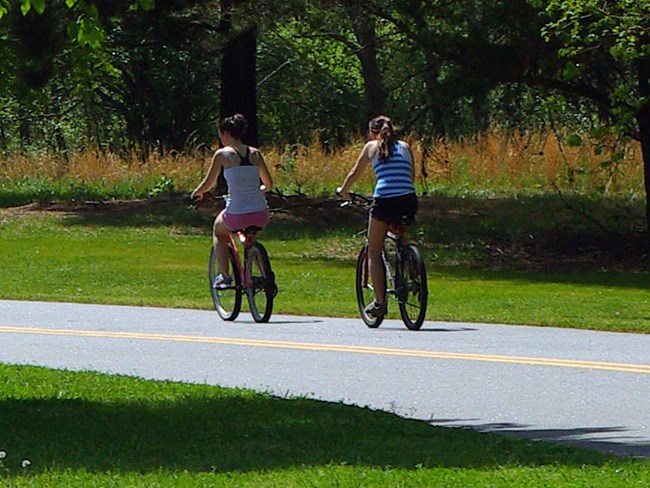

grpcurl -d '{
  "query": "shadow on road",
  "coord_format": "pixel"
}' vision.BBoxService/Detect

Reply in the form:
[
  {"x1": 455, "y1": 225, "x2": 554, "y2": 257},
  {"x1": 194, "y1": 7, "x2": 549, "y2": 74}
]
[
  {"x1": 372, "y1": 325, "x2": 479, "y2": 333},
  {"x1": 431, "y1": 419, "x2": 648, "y2": 458}
]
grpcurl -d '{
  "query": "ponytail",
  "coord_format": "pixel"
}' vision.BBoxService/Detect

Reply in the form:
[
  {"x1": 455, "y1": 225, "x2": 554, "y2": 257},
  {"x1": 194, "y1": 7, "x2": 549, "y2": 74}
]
[{"x1": 369, "y1": 115, "x2": 398, "y2": 162}]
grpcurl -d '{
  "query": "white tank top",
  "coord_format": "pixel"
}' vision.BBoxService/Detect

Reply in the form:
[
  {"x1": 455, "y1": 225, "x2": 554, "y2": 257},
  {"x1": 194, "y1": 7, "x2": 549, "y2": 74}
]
[{"x1": 223, "y1": 159, "x2": 267, "y2": 214}]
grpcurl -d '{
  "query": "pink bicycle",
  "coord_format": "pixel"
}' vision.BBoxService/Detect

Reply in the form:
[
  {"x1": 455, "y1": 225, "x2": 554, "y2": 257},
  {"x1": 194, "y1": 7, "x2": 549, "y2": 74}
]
[{"x1": 209, "y1": 224, "x2": 276, "y2": 322}]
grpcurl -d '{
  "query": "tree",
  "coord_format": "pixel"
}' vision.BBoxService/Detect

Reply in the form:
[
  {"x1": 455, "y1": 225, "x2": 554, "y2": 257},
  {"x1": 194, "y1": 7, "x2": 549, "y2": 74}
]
[
  {"x1": 345, "y1": 3, "x2": 386, "y2": 122},
  {"x1": 108, "y1": 1, "x2": 222, "y2": 151},
  {"x1": 218, "y1": 0, "x2": 258, "y2": 146},
  {"x1": 361, "y1": 0, "x2": 548, "y2": 136},
  {"x1": 534, "y1": 0, "x2": 650, "y2": 231},
  {"x1": 2, "y1": 0, "x2": 282, "y2": 150}
]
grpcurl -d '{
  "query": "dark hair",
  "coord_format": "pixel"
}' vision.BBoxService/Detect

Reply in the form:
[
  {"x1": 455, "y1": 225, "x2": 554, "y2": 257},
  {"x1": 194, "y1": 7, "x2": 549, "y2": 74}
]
[
  {"x1": 219, "y1": 113, "x2": 247, "y2": 139},
  {"x1": 369, "y1": 115, "x2": 397, "y2": 162}
]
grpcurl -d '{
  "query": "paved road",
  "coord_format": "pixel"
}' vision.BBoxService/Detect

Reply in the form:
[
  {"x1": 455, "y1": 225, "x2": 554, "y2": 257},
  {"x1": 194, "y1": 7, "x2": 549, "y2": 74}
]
[{"x1": 1, "y1": 299, "x2": 649, "y2": 458}]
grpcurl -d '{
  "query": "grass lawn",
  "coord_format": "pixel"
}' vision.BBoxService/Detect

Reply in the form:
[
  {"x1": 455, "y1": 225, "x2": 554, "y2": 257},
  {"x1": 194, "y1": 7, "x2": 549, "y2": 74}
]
[
  {"x1": 0, "y1": 364, "x2": 648, "y2": 487},
  {"x1": 0, "y1": 194, "x2": 649, "y2": 333}
]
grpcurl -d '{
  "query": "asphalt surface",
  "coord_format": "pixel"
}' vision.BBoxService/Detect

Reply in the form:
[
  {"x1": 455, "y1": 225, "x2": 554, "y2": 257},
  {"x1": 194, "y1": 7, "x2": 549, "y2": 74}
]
[{"x1": 1, "y1": 299, "x2": 649, "y2": 458}]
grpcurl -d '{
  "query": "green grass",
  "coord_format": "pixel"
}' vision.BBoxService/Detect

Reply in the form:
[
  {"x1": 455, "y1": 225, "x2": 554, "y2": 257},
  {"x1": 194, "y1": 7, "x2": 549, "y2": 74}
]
[
  {"x1": 0, "y1": 175, "x2": 181, "y2": 208},
  {"x1": 1, "y1": 364, "x2": 648, "y2": 487},
  {"x1": 2, "y1": 194, "x2": 650, "y2": 485},
  {"x1": 1, "y1": 195, "x2": 649, "y2": 332}
]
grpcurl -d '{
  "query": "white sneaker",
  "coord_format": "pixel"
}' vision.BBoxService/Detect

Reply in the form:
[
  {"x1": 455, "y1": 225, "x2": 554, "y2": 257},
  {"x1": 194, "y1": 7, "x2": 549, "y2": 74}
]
[
  {"x1": 213, "y1": 274, "x2": 233, "y2": 289},
  {"x1": 364, "y1": 300, "x2": 386, "y2": 317}
]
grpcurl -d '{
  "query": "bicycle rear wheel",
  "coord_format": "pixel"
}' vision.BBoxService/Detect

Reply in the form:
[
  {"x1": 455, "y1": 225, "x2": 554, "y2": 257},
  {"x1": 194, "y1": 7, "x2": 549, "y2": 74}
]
[
  {"x1": 355, "y1": 246, "x2": 385, "y2": 328},
  {"x1": 209, "y1": 244, "x2": 242, "y2": 321},
  {"x1": 397, "y1": 244, "x2": 428, "y2": 330},
  {"x1": 246, "y1": 243, "x2": 275, "y2": 323}
]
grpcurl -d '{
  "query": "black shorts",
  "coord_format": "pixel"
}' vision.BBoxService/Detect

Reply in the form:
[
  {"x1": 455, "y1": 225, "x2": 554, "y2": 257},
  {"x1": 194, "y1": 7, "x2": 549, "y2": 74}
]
[{"x1": 370, "y1": 192, "x2": 418, "y2": 225}]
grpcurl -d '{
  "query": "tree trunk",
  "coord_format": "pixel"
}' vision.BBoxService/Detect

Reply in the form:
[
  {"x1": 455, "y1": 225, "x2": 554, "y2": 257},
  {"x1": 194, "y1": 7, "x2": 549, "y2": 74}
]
[
  {"x1": 424, "y1": 52, "x2": 446, "y2": 137},
  {"x1": 344, "y1": 3, "x2": 386, "y2": 129},
  {"x1": 216, "y1": 1, "x2": 258, "y2": 194},
  {"x1": 636, "y1": 56, "x2": 650, "y2": 237},
  {"x1": 220, "y1": 24, "x2": 258, "y2": 147}
]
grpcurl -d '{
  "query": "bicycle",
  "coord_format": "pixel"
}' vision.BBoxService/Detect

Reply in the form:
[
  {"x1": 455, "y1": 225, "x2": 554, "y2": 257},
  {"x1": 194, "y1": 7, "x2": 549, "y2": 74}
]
[
  {"x1": 342, "y1": 192, "x2": 428, "y2": 330},
  {"x1": 196, "y1": 194, "x2": 277, "y2": 323}
]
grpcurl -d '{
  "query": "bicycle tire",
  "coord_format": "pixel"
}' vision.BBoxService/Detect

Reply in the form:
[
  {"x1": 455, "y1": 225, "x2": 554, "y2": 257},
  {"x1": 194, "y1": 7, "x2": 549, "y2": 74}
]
[
  {"x1": 245, "y1": 243, "x2": 275, "y2": 323},
  {"x1": 397, "y1": 244, "x2": 428, "y2": 330},
  {"x1": 355, "y1": 246, "x2": 386, "y2": 328},
  {"x1": 209, "y1": 244, "x2": 242, "y2": 321}
]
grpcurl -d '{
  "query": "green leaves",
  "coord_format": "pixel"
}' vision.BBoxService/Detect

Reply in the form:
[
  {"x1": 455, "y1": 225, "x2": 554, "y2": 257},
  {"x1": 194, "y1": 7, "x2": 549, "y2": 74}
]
[
  {"x1": 66, "y1": 4, "x2": 104, "y2": 48},
  {"x1": 566, "y1": 134, "x2": 582, "y2": 147},
  {"x1": 20, "y1": 0, "x2": 46, "y2": 15},
  {"x1": 541, "y1": 0, "x2": 649, "y2": 63},
  {"x1": 4, "y1": 0, "x2": 152, "y2": 50},
  {"x1": 129, "y1": 0, "x2": 155, "y2": 12},
  {"x1": 561, "y1": 61, "x2": 580, "y2": 80}
]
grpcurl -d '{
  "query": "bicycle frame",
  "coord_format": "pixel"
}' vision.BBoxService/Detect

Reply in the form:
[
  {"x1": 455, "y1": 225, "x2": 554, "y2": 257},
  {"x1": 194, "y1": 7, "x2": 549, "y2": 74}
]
[
  {"x1": 224, "y1": 228, "x2": 259, "y2": 289},
  {"x1": 381, "y1": 225, "x2": 408, "y2": 298},
  {"x1": 347, "y1": 193, "x2": 409, "y2": 296},
  {"x1": 346, "y1": 191, "x2": 427, "y2": 329}
]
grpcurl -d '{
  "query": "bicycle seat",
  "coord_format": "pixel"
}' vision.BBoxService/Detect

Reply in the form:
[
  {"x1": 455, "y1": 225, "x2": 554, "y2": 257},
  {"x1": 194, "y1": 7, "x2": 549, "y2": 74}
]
[
  {"x1": 386, "y1": 214, "x2": 413, "y2": 227},
  {"x1": 234, "y1": 225, "x2": 263, "y2": 234}
]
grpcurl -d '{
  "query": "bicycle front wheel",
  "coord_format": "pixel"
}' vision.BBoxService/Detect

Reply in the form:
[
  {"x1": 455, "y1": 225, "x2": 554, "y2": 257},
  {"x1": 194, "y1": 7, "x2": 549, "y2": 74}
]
[
  {"x1": 245, "y1": 243, "x2": 275, "y2": 323},
  {"x1": 397, "y1": 244, "x2": 428, "y2": 330},
  {"x1": 209, "y1": 244, "x2": 242, "y2": 321},
  {"x1": 355, "y1": 246, "x2": 385, "y2": 328}
]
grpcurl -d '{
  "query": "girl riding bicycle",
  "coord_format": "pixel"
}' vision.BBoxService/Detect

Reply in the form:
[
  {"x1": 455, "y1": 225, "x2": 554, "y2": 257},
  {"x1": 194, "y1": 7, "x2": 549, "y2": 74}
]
[
  {"x1": 337, "y1": 115, "x2": 418, "y2": 318},
  {"x1": 191, "y1": 114, "x2": 273, "y2": 288}
]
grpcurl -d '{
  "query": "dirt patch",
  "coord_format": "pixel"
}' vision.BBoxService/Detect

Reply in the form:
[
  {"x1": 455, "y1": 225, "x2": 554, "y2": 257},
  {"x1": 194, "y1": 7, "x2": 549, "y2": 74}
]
[{"x1": 1, "y1": 198, "x2": 179, "y2": 216}]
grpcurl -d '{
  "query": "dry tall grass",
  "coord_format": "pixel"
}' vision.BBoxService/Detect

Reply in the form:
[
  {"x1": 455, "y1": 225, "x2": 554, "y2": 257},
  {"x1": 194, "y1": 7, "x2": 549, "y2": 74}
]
[
  {"x1": 408, "y1": 130, "x2": 644, "y2": 196},
  {"x1": 1, "y1": 129, "x2": 644, "y2": 198},
  {"x1": 266, "y1": 129, "x2": 644, "y2": 197},
  {"x1": 0, "y1": 148, "x2": 205, "y2": 192}
]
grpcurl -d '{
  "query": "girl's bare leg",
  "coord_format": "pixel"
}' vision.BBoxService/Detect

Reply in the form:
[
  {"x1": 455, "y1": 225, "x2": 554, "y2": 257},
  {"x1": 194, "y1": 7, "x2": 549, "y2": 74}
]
[
  {"x1": 213, "y1": 211, "x2": 231, "y2": 276},
  {"x1": 367, "y1": 215, "x2": 388, "y2": 304}
]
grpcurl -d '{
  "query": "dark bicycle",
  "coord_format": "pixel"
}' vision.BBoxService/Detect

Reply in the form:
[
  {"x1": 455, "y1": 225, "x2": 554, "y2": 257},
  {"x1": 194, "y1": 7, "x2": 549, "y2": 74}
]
[{"x1": 343, "y1": 192, "x2": 428, "y2": 330}]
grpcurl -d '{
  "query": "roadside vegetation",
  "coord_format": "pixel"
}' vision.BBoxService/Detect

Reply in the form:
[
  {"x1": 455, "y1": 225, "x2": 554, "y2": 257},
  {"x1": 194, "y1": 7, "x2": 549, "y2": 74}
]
[{"x1": 1, "y1": 128, "x2": 645, "y2": 204}]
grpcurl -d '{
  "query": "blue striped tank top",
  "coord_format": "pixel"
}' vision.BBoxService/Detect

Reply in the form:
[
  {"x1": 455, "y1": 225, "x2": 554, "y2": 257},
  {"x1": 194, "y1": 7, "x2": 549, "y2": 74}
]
[{"x1": 371, "y1": 140, "x2": 415, "y2": 198}]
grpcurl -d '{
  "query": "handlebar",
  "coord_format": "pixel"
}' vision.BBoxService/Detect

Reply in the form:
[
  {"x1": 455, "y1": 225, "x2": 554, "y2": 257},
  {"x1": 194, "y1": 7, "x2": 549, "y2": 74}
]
[{"x1": 337, "y1": 191, "x2": 372, "y2": 209}]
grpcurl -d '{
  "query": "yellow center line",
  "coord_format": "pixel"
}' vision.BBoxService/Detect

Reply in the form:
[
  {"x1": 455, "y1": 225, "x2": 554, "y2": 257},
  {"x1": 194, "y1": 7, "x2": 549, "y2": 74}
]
[{"x1": 1, "y1": 325, "x2": 649, "y2": 374}]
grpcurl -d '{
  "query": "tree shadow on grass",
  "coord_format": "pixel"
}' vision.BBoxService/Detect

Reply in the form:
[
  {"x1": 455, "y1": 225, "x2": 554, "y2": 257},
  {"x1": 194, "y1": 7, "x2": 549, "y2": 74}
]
[
  {"x1": 430, "y1": 265, "x2": 650, "y2": 291},
  {"x1": 56, "y1": 194, "x2": 365, "y2": 241},
  {"x1": 18, "y1": 194, "x2": 650, "y2": 289},
  {"x1": 54, "y1": 193, "x2": 649, "y2": 269},
  {"x1": 0, "y1": 391, "x2": 615, "y2": 476}
]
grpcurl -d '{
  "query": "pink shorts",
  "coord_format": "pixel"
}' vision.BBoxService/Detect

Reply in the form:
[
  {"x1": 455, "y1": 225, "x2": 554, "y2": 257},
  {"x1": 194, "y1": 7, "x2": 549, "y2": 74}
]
[{"x1": 222, "y1": 209, "x2": 270, "y2": 232}]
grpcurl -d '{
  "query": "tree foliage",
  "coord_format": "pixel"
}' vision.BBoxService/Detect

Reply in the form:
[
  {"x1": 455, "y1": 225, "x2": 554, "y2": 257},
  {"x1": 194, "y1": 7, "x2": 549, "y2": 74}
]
[
  {"x1": 534, "y1": 0, "x2": 650, "y2": 228},
  {"x1": 0, "y1": 0, "x2": 647, "y2": 157}
]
